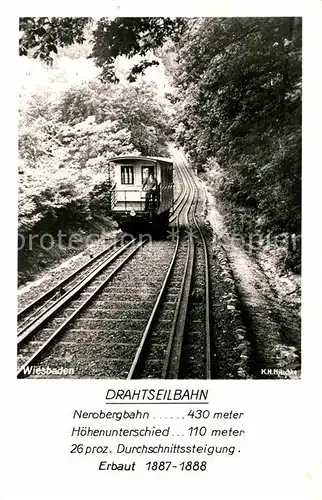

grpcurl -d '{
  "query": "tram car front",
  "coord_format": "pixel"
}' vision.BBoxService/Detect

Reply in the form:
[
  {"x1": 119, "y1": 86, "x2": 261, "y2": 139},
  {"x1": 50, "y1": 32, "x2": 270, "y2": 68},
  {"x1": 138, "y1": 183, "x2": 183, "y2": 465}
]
[{"x1": 108, "y1": 155, "x2": 174, "y2": 234}]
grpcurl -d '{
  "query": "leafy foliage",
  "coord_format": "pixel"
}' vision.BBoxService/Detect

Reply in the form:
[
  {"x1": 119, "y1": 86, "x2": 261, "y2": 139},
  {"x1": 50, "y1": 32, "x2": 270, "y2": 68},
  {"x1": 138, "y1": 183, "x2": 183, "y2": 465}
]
[
  {"x1": 19, "y1": 17, "x2": 186, "y2": 81},
  {"x1": 19, "y1": 75, "x2": 171, "y2": 237},
  {"x1": 164, "y1": 17, "x2": 302, "y2": 271},
  {"x1": 19, "y1": 17, "x2": 91, "y2": 63},
  {"x1": 19, "y1": 17, "x2": 302, "y2": 274},
  {"x1": 91, "y1": 17, "x2": 185, "y2": 81}
]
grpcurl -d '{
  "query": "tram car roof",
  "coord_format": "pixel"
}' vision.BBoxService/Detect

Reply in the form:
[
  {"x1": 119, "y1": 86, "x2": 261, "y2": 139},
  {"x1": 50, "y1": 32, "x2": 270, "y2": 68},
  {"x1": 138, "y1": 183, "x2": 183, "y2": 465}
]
[{"x1": 109, "y1": 155, "x2": 173, "y2": 165}]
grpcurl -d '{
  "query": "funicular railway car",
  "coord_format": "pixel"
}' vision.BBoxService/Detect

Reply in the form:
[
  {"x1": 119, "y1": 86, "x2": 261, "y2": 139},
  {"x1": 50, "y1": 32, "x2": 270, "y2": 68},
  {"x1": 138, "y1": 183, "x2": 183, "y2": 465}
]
[{"x1": 108, "y1": 155, "x2": 174, "y2": 233}]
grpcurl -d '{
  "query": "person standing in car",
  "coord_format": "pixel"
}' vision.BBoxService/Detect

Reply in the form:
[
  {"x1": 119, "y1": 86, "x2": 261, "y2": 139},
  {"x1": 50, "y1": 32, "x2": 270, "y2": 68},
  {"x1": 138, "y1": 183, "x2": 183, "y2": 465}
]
[{"x1": 143, "y1": 173, "x2": 159, "y2": 211}]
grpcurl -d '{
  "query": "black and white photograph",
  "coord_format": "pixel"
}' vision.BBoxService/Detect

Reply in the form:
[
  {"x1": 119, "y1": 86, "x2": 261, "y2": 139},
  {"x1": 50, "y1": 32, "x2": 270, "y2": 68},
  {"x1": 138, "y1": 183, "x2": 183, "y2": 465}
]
[{"x1": 17, "y1": 16, "x2": 302, "y2": 380}]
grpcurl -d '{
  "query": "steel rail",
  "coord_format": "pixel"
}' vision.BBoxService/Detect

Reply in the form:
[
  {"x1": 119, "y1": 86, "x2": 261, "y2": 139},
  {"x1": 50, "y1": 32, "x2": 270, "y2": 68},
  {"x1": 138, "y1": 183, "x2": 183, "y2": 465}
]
[
  {"x1": 126, "y1": 220, "x2": 181, "y2": 379},
  {"x1": 180, "y1": 157, "x2": 212, "y2": 379},
  {"x1": 17, "y1": 239, "x2": 148, "y2": 378},
  {"x1": 169, "y1": 164, "x2": 187, "y2": 222},
  {"x1": 17, "y1": 238, "x2": 137, "y2": 345},
  {"x1": 127, "y1": 150, "x2": 192, "y2": 379},
  {"x1": 169, "y1": 177, "x2": 187, "y2": 222},
  {"x1": 169, "y1": 192, "x2": 186, "y2": 222},
  {"x1": 18, "y1": 236, "x2": 123, "y2": 325},
  {"x1": 161, "y1": 155, "x2": 196, "y2": 378}
]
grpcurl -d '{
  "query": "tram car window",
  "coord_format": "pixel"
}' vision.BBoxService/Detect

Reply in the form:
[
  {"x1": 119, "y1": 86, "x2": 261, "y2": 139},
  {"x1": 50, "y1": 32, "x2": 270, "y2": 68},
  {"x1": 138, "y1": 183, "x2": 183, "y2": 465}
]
[
  {"x1": 108, "y1": 155, "x2": 174, "y2": 233},
  {"x1": 120, "y1": 166, "x2": 134, "y2": 185}
]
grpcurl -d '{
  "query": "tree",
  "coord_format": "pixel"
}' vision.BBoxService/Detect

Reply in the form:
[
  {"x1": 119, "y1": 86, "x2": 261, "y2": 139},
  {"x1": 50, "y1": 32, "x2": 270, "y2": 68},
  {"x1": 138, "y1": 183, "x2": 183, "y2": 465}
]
[
  {"x1": 19, "y1": 17, "x2": 91, "y2": 62},
  {"x1": 19, "y1": 16, "x2": 302, "y2": 271},
  {"x1": 18, "y1": 72, "x2": 171, "y2": 236},
  {"x1": 19, "y1": 17, "x2": 186, "y2": 81},
  {"x1": 163, "y1": 17, "x2": 301, "y2": 270}
]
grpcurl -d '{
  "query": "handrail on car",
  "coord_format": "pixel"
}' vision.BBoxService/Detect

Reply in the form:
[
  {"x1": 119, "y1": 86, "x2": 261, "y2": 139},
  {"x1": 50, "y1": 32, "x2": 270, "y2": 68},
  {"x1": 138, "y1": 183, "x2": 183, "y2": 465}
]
[{"x1": 107, "y1": 182, "x2": 174, "y2": 212}]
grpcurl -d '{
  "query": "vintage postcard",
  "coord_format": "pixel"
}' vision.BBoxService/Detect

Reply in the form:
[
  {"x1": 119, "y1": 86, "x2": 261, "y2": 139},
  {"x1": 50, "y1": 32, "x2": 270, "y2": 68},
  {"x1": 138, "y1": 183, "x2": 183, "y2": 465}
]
[{"x1": 1, "y1": 2, "x2": 321, "y2": 499}]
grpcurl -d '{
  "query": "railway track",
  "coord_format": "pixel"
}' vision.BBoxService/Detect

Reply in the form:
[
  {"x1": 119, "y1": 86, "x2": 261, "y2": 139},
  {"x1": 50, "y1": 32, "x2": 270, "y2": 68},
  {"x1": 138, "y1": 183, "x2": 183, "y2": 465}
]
[
  {"x1": 178, "y1": 156, "x2": 211, "y2": 379},
  {"x1": 127, "y1": 147, "x2": 212, "y2": 379},
  {"x1": 17, "y1": 238, "x2": 147, "y2": 376},
  {"x1": 17, "y1": 236, "x2": 126, "y2": 334},
  {"x1": 17, "y1": 148, "x2": 213, "y2": 379}
]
